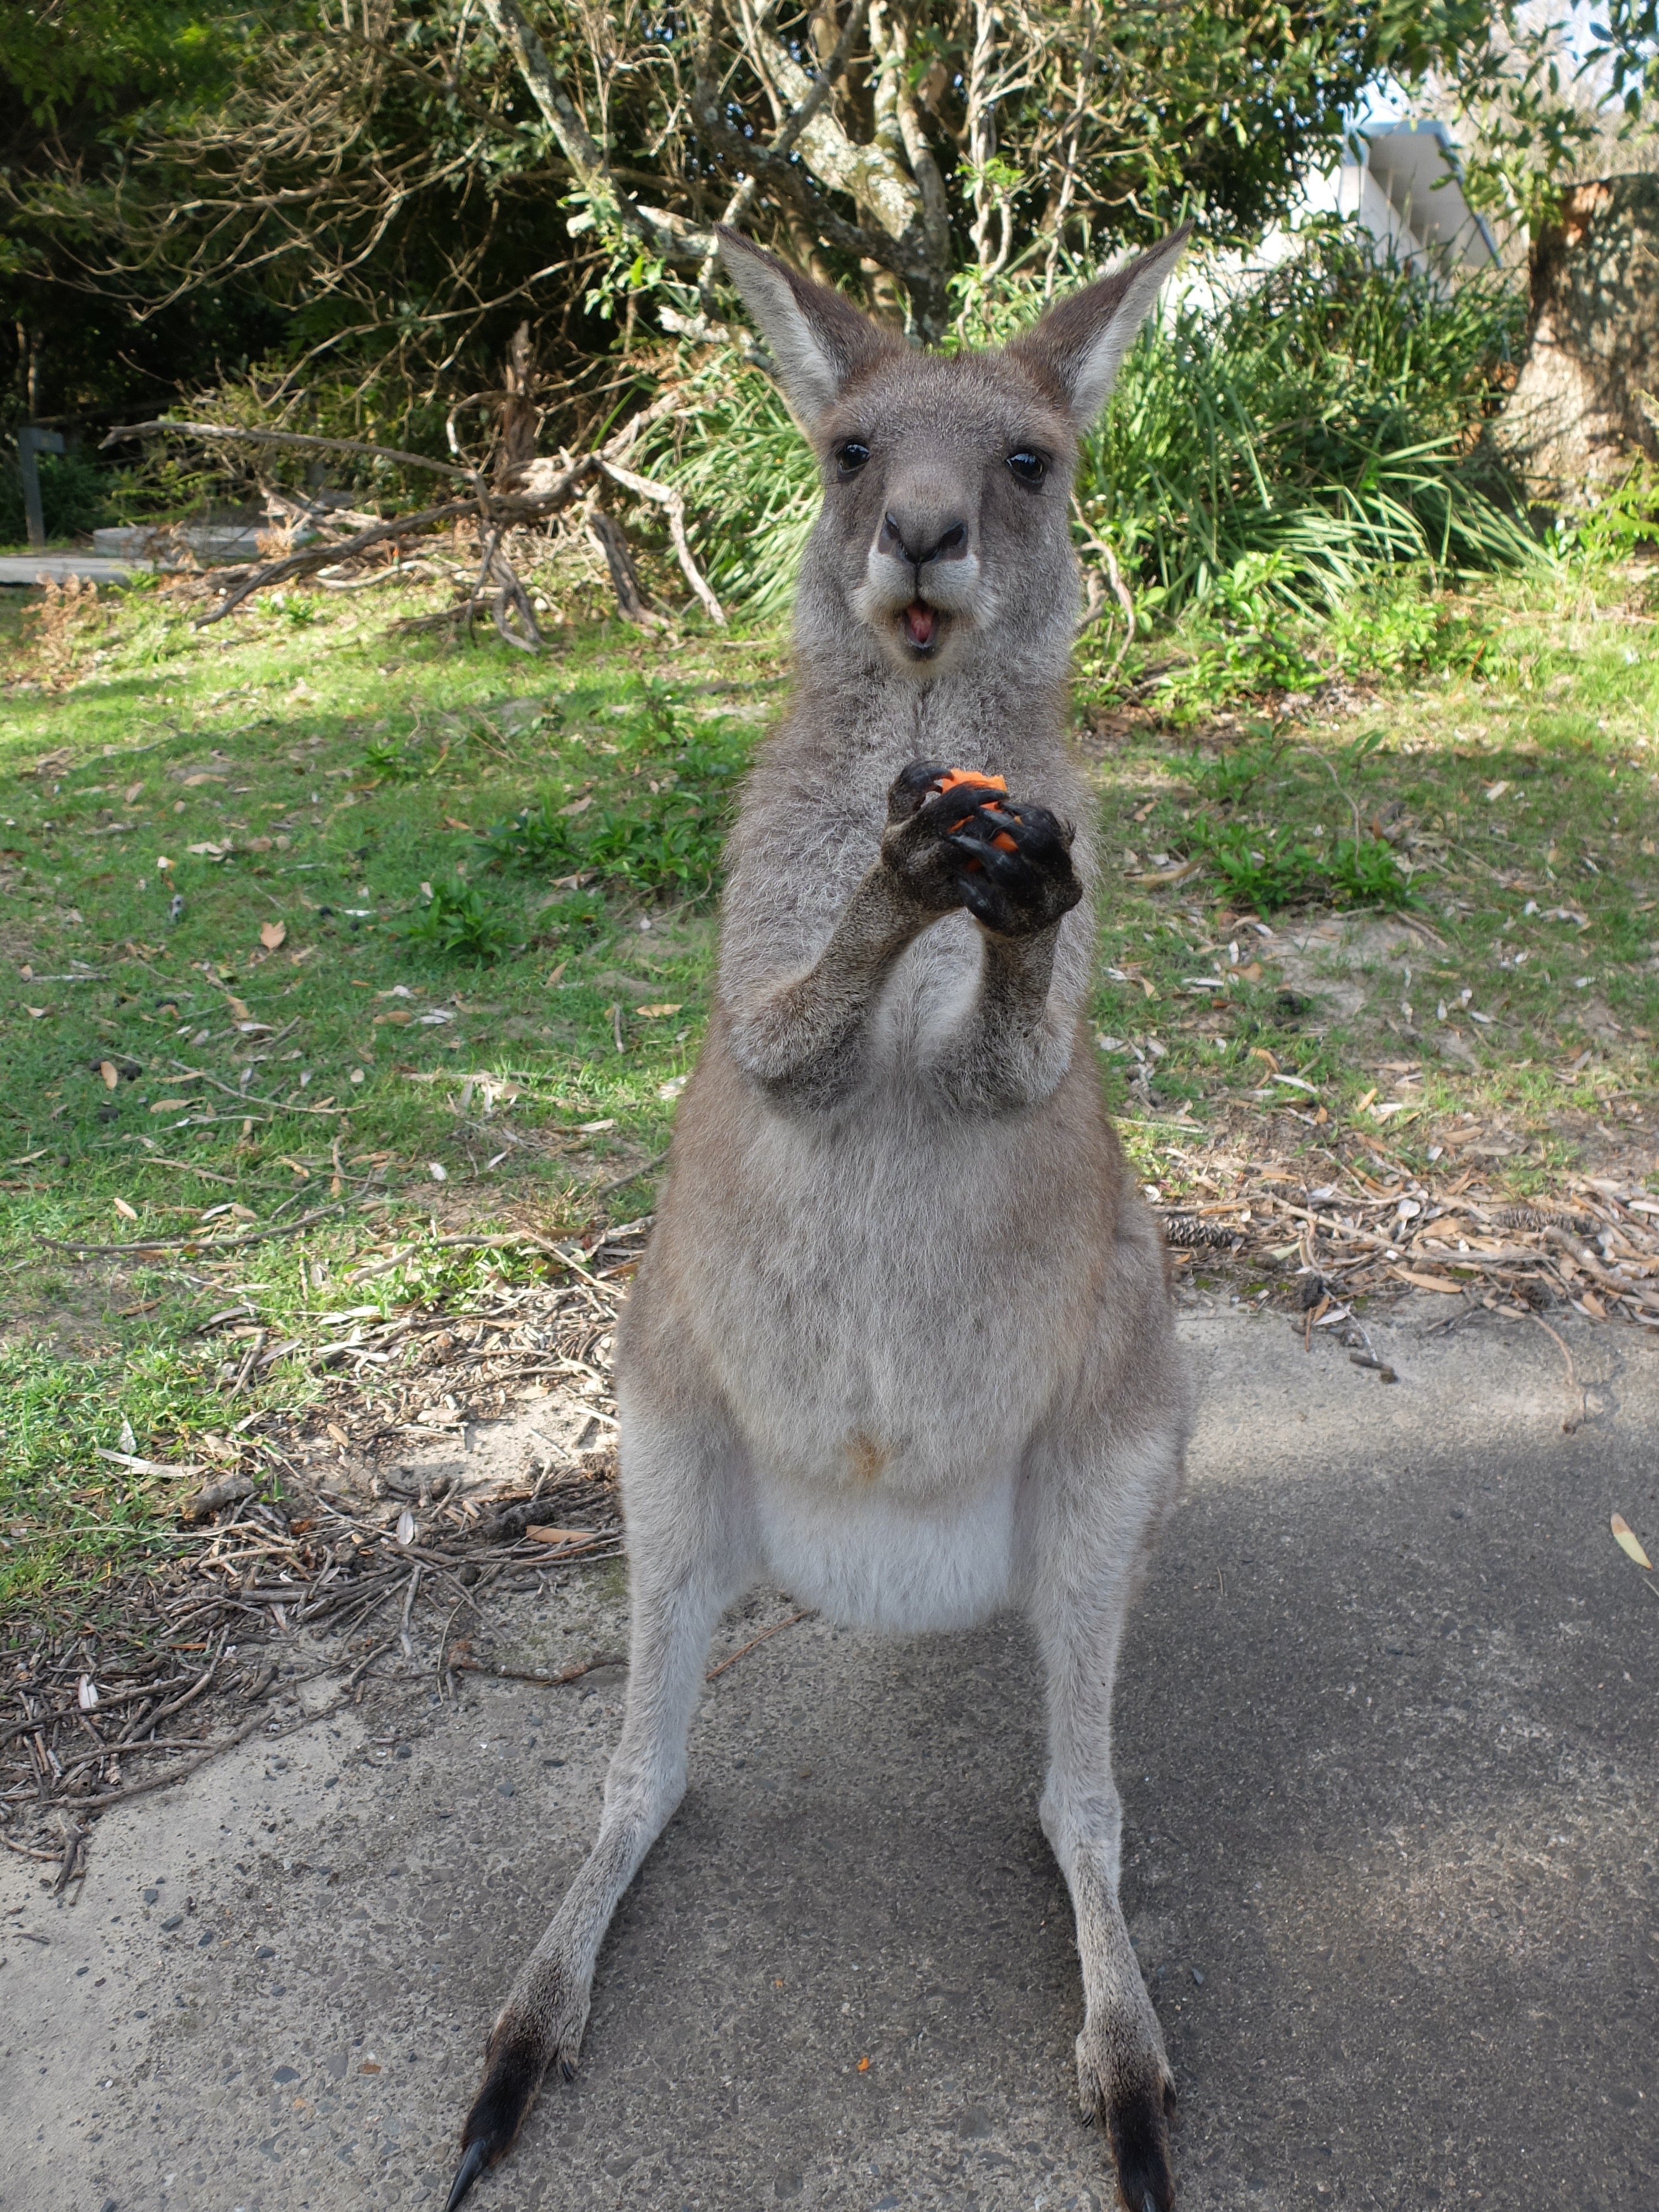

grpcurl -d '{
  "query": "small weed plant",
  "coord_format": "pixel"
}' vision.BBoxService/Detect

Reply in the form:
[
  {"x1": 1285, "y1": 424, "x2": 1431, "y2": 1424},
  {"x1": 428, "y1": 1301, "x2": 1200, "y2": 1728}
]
[{"x1": 398, "y1": 877, "x2": 522, "y2": 962}]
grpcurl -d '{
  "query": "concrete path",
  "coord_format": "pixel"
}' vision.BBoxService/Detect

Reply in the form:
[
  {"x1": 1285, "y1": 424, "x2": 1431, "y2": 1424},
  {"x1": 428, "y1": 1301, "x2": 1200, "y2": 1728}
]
[
  {"x1": 0, "y1": 556, "x2": 150, "y2": 587},
  {"x1": 5, "y1": 1301, "x2": 1657, "y2": 2212}
]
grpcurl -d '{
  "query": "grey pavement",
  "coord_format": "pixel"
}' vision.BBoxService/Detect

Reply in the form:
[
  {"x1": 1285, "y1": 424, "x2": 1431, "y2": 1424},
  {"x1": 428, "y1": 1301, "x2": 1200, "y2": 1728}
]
[
  {"x1": 4, "y1": 1299, "x2": 1657, "y2": 2212},
  {"x1": 0, "y1": 556, "x2": 149, "y2": 587}
]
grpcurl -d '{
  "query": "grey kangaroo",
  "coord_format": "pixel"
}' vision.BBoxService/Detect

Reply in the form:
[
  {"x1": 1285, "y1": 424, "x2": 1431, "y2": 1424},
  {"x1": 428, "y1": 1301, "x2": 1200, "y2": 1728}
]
[{"x1": 447, "y1": 221, "x2": 1194, "y2": 2212}]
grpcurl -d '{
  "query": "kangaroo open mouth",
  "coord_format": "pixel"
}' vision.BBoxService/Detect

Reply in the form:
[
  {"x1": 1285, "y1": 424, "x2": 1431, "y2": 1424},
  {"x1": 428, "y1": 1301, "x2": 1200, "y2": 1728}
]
[{"x1": 901, "y1": 600, "x2": 939, "y2": 651}]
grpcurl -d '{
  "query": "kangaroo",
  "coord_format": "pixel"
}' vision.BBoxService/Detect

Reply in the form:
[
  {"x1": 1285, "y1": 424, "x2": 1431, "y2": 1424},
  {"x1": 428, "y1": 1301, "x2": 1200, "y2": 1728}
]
[{"x1": 446, "y1": 221, "x2": 1195, "y2": 2212}]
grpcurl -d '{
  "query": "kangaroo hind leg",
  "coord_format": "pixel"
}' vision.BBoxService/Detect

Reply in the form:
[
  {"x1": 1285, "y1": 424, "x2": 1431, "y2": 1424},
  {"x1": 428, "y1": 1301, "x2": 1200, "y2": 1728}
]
[
  {"x1": 1030, "y1": 1422, "x2": 1182, "y2": 2212},
  {"x1": 446, "y1": 1399, "x2": 755, "y2": 2208}
]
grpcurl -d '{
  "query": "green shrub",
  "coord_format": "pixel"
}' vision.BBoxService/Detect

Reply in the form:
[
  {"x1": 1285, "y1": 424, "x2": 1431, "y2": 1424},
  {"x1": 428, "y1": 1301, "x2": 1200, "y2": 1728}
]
[
  {"x1": 1086, "y1": 233, "x2": 1532, "y2": 615},
  {"x1": 1326, "y1": 571, "x2": 1492, "y2": 679},
  {"x1": 1195, "y1": 819, "x2": 1416, "y2": 911},
  {"x1": 0, "y1": 449, "x2": 117, "y2": 544},
  {"x1": 362, "y1": 735, "x2": 427, "y2": 782},
  {"x1": 397, "y1": 878, "x2": 521, "y2": 962},
  {"x1": 655, "y1": 227, "x2": 1533, "y2": 624}
]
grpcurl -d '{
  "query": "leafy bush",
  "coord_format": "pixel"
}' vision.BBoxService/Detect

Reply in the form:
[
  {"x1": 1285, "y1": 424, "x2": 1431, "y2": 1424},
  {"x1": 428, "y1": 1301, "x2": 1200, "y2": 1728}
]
[
  {"x1": 579, "y1": 795, "x2": 726, "y2": 898},
  {"x1": 1326, "y1": 571, "x2": 1491, "y2": 679},
  {"x1": 1324, "y1": 835, "x2": 1418, "y2": 908},
  {"x1": 1200, "y1": 823, "x2": 1323, "y2": 909},
  {"x1": 1086, "y1": 233, "x2": 1532, "y2": 615},
  {"x1": 397, "y1": 879, "x2": 521, "y2": 963},
  {"x1": 1548, "y1": 462, "x2": 1659, "y2": 565},
  {"x1": 0, "y1": 449, "x2": 117, "y2": 545},
  {"x1": 1196, "y1": 820, "x2": 1416, "y2": 911}
]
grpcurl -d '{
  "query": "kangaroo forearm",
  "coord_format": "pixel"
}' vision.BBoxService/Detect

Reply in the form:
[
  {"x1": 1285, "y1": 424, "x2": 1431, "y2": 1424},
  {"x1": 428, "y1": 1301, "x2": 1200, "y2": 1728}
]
[
  {"x1": 724, "y1": 866, "x2": 931, "y2": 1103},
  {"x1": 927, "y1": 923, "x2": 1074, "y2": 1112}
]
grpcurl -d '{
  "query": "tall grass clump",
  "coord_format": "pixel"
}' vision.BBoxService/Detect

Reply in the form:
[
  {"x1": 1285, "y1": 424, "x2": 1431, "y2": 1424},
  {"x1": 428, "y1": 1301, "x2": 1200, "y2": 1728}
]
[
  {"x1": 1085, "y1": 231, "x2": 1533, "y2": 614},
  {"x1": 642, "y1": 357, "x2": 820, "y2": 615},
  {"x1": 649, "y1": 223, "x2": 1533, "y2": 622}
]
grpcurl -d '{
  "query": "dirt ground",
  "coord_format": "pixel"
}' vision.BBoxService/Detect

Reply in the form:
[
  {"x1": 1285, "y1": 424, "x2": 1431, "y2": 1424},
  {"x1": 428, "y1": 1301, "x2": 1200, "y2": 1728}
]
[{"x1": 4, "y1": 1296, "x2": 1657, "y2": 2212}]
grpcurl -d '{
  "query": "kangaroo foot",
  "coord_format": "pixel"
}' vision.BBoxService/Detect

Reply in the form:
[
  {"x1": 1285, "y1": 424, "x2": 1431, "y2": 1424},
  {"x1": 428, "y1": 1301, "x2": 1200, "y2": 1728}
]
[
  {"x1": 1077, "y1": 2021, "x2": 1177, "y2": 2212},
  {"x1": 446, "y1": 2017, "x2": 575, "y2": 2209},
  {"x1": 1103, "y1": 2072, "x2": 1177, "y2": 2212}
]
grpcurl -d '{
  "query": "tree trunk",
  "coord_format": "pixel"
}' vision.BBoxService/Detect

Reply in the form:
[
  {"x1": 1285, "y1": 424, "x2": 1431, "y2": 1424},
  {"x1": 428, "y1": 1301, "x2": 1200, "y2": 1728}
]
[
  {"x1": 1505, "y1": 175, "x2": 1659, "y2": 500},
  {"x1": 495, "y1": 321, "x2": 540, "y2": 489}
]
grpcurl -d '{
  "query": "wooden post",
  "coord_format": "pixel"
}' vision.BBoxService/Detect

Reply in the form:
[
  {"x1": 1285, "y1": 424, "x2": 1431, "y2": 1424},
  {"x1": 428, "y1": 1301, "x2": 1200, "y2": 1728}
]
[{"x1": 17, "y1": 426, "x2": 64, "y2": 550}]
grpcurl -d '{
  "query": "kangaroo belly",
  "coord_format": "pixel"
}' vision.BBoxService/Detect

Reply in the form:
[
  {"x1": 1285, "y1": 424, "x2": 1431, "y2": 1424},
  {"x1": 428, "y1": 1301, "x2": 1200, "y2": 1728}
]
[
  {"x1": 654, "y1": 1056, "x2": 1117, "y2": 1490},
  {"x1": 755, "y1": 1464, "x2": 1018, "y2": 1631}
]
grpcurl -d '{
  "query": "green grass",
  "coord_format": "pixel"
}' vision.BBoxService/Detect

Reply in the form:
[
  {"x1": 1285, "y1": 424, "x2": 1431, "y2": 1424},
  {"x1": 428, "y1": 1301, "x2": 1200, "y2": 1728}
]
[
  {"x1": 1082, "y1": 562, "x2": 1659, "y2": 1147},
  {"x1": 0, "y1": 574, "x2": 784, "y2": 1610},
  {"x1": 1, "y1": 549, "x2": 1656, "y2": 1615}
]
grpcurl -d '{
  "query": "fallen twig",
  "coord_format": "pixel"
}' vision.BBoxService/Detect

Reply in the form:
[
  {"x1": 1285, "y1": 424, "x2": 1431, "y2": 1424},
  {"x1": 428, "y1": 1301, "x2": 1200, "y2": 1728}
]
[
  {"x1": 451, "y1": 1650, "x2": 627, "y2": 1688},
  {"x1": 592, "y1": 1149, "x2": 670, "y2": 1201},
  {"x1": 65, "y1": 1707, "x2": 277, "y2": 1811},
  {"x1": 705, "y1": 1609, "x2": 814, "y2": 1682},
  {"x1": 1530, "y1": 1313, "x2": 1586, "y2": 1433},
  {"x1": 41, "y1": 1202, "x2": 345, "y2": 1259}
]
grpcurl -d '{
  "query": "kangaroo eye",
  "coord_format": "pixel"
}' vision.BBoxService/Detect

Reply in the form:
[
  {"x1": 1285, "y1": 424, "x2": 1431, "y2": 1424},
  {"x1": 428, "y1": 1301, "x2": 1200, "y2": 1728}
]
[
  {"x1": 1007, "y1": 450, "x2": 1047, "y2": 487},
  {"x1": 835, "y1": 441, "x2": 870, "y2": 476}
]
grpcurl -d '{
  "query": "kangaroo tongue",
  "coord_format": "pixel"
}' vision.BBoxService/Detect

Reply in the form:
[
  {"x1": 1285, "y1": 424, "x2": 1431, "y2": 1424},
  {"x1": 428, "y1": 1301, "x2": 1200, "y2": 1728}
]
[{"x1": 904, "y1": 601, "x2": 937, "y2": 647}]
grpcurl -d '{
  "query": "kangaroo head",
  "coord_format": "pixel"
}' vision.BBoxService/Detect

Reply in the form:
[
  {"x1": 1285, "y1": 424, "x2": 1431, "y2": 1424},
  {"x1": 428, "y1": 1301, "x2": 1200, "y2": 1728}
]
[{"x1": 717, "y1": 225, "x2": 1188, "y2": 680}]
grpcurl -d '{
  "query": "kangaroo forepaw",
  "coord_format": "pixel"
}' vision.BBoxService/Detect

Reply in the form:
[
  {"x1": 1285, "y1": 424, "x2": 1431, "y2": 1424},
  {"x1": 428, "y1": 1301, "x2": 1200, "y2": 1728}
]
[
  {"x1": 447, "y1": 2023, "x2": 557, "y2": 2209},
  {"x1": 948, "y1": 799, "x2": 1081, "y2": 937},
  {"x1": 881, "y1": 760, "x2": 1077, "y2": 930}
]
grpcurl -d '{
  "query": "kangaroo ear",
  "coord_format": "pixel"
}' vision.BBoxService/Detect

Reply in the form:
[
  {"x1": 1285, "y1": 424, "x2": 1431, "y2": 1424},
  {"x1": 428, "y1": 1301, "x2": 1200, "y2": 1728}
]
[
  {"x1": 1008, "y1": 227, "x2": 1192, "y2": 426},
  {"x1": 716, "y1": 226, "x2": 899, "y2": 430}
]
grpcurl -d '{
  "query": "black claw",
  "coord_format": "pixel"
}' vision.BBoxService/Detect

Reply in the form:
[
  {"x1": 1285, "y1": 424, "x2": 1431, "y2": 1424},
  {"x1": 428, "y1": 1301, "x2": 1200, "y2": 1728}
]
[
  {"x1": 445, "y1": 2138, "x2": 491, "y2": 2212},
  {"x1": 886, "y1": 759, "x2": 952, "y2": 821},
  {"x1": 450, "y1": 2025, "x2": 549, "y2": 2209},
  {"x1": 948, "y1": 828, "x2": 1038, "y2": 886},
  {"x1": 986, "y1": 800, "x2": 1065, "y2": 852},
  {"x1": 924, "y1": 788, "x2": 1005, "y2": 836}
]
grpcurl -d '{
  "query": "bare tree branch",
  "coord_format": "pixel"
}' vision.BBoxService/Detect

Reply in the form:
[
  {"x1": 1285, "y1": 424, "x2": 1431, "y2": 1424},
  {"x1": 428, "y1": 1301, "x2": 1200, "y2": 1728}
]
[
  {"x1": 599, "y1": 455, "x2": 727, "y2": 624},
  {"x1": 477, "y1": 0, "x2": 713, "y2": 264},
  {"x1": 100, "y1": 419, "x2": 475, "y2": 482}
]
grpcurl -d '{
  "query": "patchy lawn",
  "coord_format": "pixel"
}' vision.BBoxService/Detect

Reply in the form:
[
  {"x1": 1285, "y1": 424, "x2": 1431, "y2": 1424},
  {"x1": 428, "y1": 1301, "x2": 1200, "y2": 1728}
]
[{"x1": 1, "y1": 554, "x2": 1655, "y2": 1617}]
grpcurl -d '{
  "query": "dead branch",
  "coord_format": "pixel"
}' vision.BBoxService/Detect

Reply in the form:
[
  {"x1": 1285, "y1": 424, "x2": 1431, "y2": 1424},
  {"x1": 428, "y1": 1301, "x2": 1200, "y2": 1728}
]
[
  {"x1": 140, "y1": 386, "x2": 710, "y2": 633},
  {"x1": 587, "y1": 508, "x2": 658, "y2": 627},
  {"x1": 101, "y1": 418, "x2": 474, "y2": 482},
  {"x1": 195, "y1": 494, "x2": 479, "y2": 622},
  {"x1": 599, "y1": 455, "x2": 726, "y2": 624}
]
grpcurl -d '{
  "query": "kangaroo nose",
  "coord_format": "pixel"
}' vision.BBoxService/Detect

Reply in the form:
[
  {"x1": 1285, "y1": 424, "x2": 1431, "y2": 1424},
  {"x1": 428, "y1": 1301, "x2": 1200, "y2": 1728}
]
[{"x1": 880, "y1": 513, "x2": 970, "y2": 567}]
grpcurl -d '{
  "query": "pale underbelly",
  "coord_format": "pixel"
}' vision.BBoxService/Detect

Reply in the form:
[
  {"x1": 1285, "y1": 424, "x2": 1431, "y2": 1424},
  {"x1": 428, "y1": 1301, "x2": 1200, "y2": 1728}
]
[{"x1": 753, "y1": 1460, "x2": 1019, "y2": 1632}]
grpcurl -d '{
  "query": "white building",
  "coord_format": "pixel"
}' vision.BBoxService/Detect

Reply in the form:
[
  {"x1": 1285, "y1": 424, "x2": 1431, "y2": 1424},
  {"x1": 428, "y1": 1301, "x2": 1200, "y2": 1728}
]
[
  {"x1": 1319, "y1": 121, "x2": 1501, "y2": 274},
  {"x1": 1173, "y1": 119, "x2": 1503, "y2": 316}
]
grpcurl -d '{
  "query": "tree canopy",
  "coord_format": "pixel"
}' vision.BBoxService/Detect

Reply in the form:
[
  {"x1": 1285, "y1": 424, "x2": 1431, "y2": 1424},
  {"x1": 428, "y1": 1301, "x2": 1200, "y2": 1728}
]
[{"x1": 5, "y1": 0, "x2": 1659, "y2": 447}]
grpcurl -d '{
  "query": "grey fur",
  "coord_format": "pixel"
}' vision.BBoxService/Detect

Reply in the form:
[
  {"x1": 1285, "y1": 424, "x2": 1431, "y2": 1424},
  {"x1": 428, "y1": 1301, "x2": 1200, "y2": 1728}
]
[{"x1": 456, "y1": 225, "x2": 1195, "y2": 2210}]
